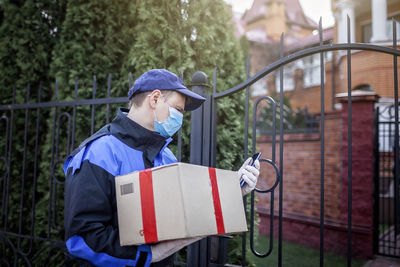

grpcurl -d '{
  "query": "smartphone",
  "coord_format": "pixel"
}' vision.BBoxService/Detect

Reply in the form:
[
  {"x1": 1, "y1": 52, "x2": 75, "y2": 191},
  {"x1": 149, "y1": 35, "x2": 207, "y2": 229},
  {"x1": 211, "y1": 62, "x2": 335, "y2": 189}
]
[{"x1": 240, "y1": 152, "x2": 261, "y2": 187}]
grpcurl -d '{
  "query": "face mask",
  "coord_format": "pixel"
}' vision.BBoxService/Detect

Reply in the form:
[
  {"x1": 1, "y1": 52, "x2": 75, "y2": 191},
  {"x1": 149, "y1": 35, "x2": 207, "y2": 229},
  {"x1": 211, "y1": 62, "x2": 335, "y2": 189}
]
[{"x1": 154, "y1": 106, "x2": 183, "y2": 137}]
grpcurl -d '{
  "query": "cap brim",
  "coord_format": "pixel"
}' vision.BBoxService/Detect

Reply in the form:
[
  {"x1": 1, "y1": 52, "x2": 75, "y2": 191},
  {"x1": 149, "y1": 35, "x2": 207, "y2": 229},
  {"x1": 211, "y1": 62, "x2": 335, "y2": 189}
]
[{"x1": 176, "y1": 88, "x2": 206, "y2": 111}]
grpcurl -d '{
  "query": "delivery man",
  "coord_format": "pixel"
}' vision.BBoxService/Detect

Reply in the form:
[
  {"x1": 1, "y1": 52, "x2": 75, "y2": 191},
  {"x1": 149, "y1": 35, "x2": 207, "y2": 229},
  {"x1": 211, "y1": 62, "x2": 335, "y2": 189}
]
[{"x1": 63, "y1": 69, "x2": 260, "y2": 267}]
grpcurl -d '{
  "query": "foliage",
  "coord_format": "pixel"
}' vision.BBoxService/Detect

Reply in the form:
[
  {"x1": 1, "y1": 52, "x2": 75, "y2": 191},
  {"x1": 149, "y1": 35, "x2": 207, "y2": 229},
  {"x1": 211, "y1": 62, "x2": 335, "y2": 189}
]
[
  {"x1": 0, "y1": 0, "x2": 65, "y2": 103},
  {"x1": 256, "y1": 91, "x2": 319, "y2": 134},
  {"x1": 239, "y1": 35, "x2": 250, "y2": 59},
  {"x1": 121, "y1": 1, "x2": 251, "y2": 263},
  {"x1": 50, "y1": 0, "x2": 136, "y2": 100},
  {"x1": 0, "y1": 0, "x2": 66, "y2": 263},
  {"x1": 0, "y1": 0, "x2": 252, "y2": 265}
]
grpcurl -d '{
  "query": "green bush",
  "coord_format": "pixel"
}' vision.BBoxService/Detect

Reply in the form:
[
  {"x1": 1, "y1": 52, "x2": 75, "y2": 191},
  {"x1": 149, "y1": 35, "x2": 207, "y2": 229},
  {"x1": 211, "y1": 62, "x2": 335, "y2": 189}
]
[{"x1": 0, "y1": 0, "x2": 253, "y2": 265}]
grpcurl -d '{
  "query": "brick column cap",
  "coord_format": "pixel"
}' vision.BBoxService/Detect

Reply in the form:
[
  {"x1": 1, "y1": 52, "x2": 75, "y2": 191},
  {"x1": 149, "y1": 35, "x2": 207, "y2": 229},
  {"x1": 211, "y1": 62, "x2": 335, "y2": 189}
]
[{"x1": 336, "y1": 90, "x2": 380, "y2": 103}]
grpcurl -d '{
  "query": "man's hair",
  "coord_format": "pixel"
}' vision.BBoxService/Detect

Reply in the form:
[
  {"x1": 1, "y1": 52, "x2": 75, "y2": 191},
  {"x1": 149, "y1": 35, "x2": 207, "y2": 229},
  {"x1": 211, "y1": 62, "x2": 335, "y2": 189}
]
[{"x1": 129, "y1": 90, "x2": 175, "y2": 108}]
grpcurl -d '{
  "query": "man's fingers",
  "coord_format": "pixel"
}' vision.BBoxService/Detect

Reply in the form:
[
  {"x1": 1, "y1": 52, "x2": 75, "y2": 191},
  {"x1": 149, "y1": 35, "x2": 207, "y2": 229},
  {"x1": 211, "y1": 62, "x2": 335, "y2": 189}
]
[
  {"x1": 239, "y1": 157, "x2": 252, "y2": 171},
  {"x1": 245, "y1": 165, "x2": 259, "y2": 177},
  {"x1": 243, "y1": 157, "x2": 252, "y2": 166},
  {"x1": 241, "y1": 175, "x2": 252, "y2": 187},
  {"x1": 254, "y1": 159, "x2": 260, "y2": 170},
  {"x1": 242, "y1": 172, "x2": 256, "y2": 187}
]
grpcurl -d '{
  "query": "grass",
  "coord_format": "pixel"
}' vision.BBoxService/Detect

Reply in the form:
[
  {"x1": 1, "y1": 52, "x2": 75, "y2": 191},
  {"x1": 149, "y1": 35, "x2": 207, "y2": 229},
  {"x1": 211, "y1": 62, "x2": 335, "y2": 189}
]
[
  {"x1": 380, "y1": 224, "x2": 392, "y2": 234},
  {"x1": 247, "y1": 234, "x2": 367, "y2": 267}
]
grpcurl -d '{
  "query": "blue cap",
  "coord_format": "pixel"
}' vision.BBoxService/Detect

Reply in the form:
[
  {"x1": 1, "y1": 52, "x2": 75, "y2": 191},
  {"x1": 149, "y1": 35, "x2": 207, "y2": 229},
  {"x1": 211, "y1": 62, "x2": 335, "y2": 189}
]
[{"x1": 128, "y1": 69, "x2": 206, "y2": 111}]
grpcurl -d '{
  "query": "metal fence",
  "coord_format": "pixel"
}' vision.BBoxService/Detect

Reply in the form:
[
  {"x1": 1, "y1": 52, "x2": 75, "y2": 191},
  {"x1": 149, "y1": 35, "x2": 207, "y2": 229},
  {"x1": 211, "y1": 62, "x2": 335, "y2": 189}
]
[
  {"x1": 0, "y1": 76, "x2": 131, "y2": 265},
  {"x1": 1, "y1": 17, "x2": 400, "y2": 266},
  {"x1": 375, "y1": 104, "x2": 400, "y2": 258}
]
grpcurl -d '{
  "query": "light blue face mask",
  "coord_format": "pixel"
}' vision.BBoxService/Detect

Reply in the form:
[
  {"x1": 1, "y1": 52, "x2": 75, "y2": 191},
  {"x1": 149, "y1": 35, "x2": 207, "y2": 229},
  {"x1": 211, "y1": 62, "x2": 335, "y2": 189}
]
[{"x1": 154, "y1": 106, "x2": 183, "y2": 137}]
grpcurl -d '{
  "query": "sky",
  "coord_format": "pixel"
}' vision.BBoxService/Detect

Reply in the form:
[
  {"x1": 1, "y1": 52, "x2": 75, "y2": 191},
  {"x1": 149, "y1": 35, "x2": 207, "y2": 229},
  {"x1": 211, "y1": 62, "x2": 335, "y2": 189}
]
[{"x1": 226, "y1": 0, "x2": 335, "y2": 29}]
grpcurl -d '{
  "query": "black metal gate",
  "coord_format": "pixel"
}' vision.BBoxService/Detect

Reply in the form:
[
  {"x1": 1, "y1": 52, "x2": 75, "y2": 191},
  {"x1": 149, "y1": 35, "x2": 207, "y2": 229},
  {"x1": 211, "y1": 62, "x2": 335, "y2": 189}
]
[
  {"x1": 375, "y1": 104, "x2": 400, "y2": 258},
  {"x1": 1, "y1": 17, "x2": 400, "y2": 266}
]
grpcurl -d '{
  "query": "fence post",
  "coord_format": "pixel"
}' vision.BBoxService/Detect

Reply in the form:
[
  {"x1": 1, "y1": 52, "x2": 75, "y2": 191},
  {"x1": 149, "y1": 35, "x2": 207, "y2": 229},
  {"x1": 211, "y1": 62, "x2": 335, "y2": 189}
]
[
  {"x1": 187, "y1": 71, "x2": 228, "y2": 266},
  {"x1": 337, "y1": 90, "x2": 379, "y2": 258},
  {"x1": 188, "y1": 71, "x2": 209, "y2": 267},
  {"x1": 190, "y1": 71, "x2": 208, "y2": 165}
]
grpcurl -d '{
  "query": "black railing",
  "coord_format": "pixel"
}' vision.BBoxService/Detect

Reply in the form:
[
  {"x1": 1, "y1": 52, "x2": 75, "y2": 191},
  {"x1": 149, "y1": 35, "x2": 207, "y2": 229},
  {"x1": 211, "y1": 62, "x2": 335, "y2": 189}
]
[
  {"x1": 375, "y1": 103, "x2": 400, "y2": 258},
  {"x1": 209, "y1": 17, "x2": 399, "y2": 267},
  {"x1": 0, "y1": 79, "x2": 133, "y2": 265}
]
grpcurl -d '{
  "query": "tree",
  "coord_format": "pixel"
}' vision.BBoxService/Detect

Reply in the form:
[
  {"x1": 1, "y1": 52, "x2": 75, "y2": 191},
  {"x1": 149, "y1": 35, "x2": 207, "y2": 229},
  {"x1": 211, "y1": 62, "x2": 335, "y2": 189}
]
[
  {"x1": 0, "y1": 0, "x2": 66, "y2": 264},
  {"x1": 0, "y1": 0, "x2": 66, "y2": 103},
  {"x1": 122, "y1": 0, "x2": 248, "y2": 169},
  {"x1": 1, "y1": 0, "x2": 252, "y2": 264},
  {"x1": 50, "y1": 0, "x2": 139, "y2": 98}
]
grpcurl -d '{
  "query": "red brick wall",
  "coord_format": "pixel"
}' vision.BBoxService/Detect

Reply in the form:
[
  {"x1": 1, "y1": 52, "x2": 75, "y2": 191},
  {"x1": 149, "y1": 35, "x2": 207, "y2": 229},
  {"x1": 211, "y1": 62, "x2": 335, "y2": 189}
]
[
  {"x1": 337, "y1": 50, "x2": 400, "y2": 99},
  {"x1": 255, "y1": 93, "x2": 377, "y2": 258},
  {"x1": 256, "y1": 111, "x2": 342, "y2": 222}
]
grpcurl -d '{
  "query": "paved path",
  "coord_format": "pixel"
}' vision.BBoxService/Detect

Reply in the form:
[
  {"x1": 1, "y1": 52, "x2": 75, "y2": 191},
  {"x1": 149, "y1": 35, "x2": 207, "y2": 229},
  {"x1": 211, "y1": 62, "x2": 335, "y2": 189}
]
[{"x1": 363, "y1": 256, "x2": 400, "y2": 267}]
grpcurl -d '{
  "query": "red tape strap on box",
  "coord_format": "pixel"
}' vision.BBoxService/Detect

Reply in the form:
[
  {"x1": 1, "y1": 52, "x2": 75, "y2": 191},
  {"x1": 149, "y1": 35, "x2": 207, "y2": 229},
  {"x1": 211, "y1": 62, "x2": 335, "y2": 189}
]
[
  {"x1": 139, "y1": 169, "x2": 158, "y2": 243},
  {"x1": 208, "y1": 167, "x2": 225, "y2": 234}
]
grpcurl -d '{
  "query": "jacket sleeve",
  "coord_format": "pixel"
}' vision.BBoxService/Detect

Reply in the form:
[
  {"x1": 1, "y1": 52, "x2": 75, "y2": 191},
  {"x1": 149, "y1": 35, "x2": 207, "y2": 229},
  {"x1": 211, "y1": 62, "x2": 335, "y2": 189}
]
[{"x1": 64, "y1": 159, "x2": 152, "y2": 267}]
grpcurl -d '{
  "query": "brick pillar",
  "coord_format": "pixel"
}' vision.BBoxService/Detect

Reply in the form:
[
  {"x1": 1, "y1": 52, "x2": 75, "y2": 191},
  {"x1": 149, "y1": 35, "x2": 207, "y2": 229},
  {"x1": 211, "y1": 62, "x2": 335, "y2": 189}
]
[{"x1": 337, "y1": 90, "x2": 379, "y2": 258}]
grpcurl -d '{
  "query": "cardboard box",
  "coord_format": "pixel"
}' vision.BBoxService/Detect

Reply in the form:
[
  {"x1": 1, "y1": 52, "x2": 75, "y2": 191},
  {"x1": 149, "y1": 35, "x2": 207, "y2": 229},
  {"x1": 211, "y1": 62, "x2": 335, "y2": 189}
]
[{"x1": 115, "y1": 162, "x2": 248, "y2": 246}]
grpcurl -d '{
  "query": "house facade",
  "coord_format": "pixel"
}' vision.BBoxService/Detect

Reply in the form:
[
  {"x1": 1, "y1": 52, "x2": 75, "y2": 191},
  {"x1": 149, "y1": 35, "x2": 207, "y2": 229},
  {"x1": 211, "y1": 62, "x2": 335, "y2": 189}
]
[
  {"x1": 333, "y1": 0, "x2": 400, "y2": 152},
  {"x1": 230, "y1": 0, "x2": 400, "y2": 258}
]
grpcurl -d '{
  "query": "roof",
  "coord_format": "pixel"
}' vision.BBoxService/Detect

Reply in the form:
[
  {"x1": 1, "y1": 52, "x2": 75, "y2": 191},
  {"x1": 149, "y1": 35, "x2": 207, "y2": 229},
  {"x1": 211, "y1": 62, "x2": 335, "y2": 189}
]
[
  {"x1": 285, "y1": 27, "x2": 334, "y2": 52},
  {"x1": 245, "y1": 26, "x2": 275, "y2": 43},
  {"x1": 243, "y1": 0, "x2": 317, "y2": 29}
]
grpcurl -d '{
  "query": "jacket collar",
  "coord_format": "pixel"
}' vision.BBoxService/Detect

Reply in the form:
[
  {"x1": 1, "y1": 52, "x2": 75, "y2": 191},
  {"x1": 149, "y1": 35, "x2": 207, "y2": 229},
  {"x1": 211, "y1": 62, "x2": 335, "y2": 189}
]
[{"x1": 110, "y1": 108, "x2": 171, "y2": 164}]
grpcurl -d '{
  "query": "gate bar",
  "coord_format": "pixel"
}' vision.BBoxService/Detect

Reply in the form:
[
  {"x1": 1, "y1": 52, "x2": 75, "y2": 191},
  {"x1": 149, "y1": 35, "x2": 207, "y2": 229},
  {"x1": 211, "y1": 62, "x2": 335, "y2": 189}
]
[
  {"x1": 0, "y1": 112, "x2": 9, "y2": 228},
  {"x1": 17, "y1": 84, "x2": 30, "y2": 255},
  {"x1": 106, "y1": 74, "x2": 112, "y2": 124},
  {"x1": 48, "y1": 80, "x2": 59, "y2": 239},
  {"x1": 242, "y1": 56, "x2": 250, "y2": 267},
  {"x1": 318, "y1": 17, "x2": 326, "y2": 267},
  {"x1": 346, "y1": 15, "x2": 353, "y2": 267},
  {"x1": 3, "y1": 86, "x2": 16, "y2": 232},
  {"x1": 71, "y1": 78, "x2": 78, "y2": 151},
  {"x1": 278, "y1": 32, "x2": 284, "y2": 267},
  {"x1": 392, "y1": 19, "x2": 399, "y2": 241},
  {"x1": 177, "y1": 69, "x2": 184, "y2": 162},
  {"x1": 249, "y1": 96, "x2": 277, "y2": 258},
  {"x1": 91, "y1": 76, "x2": 97, "y2": 135},
  {"x1": 373, "y1": 107, "x2": 379, "y2": 255},
  {"x1": 30, "y1": 83, "x2": 42, "y2": 255}
]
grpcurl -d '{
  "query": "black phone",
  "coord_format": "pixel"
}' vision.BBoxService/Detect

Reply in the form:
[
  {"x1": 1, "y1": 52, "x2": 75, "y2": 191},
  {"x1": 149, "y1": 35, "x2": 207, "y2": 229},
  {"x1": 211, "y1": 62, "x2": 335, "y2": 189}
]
[{"x1": 250, "y1": 152, "x2": 261, "y2": 166}]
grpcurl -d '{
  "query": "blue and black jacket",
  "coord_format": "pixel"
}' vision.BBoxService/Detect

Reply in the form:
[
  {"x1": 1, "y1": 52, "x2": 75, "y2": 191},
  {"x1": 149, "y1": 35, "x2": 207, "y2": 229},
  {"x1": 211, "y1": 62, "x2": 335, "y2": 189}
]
[{"x1": 63, "y1": 108, "x2": 178, "y2": 267}]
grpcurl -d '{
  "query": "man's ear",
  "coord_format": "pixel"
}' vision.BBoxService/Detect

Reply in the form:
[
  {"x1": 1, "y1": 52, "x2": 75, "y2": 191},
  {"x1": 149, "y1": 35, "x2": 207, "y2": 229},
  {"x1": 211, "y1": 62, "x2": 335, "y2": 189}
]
[{"x1": 148, "y1": 90, "x2": 162, "y2": 109}]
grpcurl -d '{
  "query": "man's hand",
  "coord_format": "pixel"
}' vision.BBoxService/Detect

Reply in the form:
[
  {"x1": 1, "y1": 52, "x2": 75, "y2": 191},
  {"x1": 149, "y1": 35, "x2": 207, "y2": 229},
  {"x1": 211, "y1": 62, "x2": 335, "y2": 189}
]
[
  {"x1": 151, "y1": 237, "x2": 202, "y2": 263},
  {"x1": 238, "y1": 157, "x2": 260, "y2": 196}
]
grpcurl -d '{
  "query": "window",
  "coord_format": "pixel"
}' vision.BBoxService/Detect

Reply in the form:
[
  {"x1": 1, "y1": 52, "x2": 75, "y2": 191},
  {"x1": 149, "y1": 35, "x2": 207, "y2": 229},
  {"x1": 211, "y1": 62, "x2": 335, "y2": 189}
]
[
  {"x1": 275, "y1": 66, "x2": 294, "y2": 92},
  {"x1": 386, "y1": 15, "x2": 400, "y2": 40},
  {"x1": 303, "y1": 54, "x2": 321, "y2": 87},
  {"x1": 362, "y1": 14, "x2": 400, "y2": 43}
]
